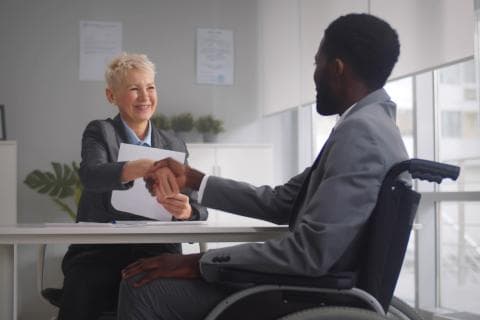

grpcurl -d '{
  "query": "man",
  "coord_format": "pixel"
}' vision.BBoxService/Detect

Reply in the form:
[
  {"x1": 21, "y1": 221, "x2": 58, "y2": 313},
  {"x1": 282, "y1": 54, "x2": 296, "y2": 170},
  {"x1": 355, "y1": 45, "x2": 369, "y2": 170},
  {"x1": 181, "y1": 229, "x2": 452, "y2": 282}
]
[{"x1": 117, "y1": 13, "x2": 408, "y2": 320}]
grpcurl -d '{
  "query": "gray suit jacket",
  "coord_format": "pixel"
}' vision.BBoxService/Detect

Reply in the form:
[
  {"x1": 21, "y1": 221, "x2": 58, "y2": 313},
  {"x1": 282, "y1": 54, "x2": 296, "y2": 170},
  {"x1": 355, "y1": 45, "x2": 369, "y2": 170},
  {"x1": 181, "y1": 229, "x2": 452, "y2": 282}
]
[
  {"x1": 200, "y1": 89, "x2": 408, "y2": 281},
  {"x1": 77, "y1": 115, "x2": 207, "y2": 223},
  {"x1": 65, "y1": 115, "x2": 207, "y2": 262}
]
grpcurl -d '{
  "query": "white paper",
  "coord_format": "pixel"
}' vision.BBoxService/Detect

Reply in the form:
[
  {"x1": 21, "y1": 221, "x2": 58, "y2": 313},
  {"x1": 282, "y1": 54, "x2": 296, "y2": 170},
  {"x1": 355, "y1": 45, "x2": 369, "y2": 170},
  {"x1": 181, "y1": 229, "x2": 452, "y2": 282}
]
[
  {"x1": 196, "y1": 28, "x2": 234, "y2": 85},
  {"x1": 111, "y1": 143, "x2": 186, "y2": 220},
  {"x1": 79, "y1": 20, "x2": 122, "y2": 81}
]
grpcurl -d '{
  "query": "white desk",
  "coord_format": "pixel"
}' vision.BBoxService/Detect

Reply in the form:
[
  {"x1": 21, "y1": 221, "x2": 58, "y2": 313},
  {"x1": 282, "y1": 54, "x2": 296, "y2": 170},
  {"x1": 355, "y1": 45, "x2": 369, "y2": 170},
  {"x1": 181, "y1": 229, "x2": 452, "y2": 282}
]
[{"x1": 0, "y1": 222, "x2": 288, "y2": 319}]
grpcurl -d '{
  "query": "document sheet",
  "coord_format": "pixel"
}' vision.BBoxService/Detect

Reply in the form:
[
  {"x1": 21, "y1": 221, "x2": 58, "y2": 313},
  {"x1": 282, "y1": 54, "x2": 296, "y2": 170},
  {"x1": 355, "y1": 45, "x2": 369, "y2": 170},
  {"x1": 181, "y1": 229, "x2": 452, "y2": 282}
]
[{"x1": 111, "y1": 143, "x2": 185, "y2": 220}]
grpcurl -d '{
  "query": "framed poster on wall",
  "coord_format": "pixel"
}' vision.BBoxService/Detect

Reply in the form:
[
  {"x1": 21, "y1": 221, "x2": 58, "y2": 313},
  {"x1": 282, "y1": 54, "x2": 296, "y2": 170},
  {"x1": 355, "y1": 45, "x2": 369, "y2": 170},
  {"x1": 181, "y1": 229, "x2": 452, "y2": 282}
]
[{"x1": 196, "y1": 28, "x2": 234, "y2": 86}]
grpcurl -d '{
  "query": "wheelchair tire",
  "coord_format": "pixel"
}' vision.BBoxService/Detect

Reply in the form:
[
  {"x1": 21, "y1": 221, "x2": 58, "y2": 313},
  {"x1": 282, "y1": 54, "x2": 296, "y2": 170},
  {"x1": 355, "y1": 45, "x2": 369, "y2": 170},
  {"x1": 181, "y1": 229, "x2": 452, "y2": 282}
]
[
  {"x1": 387, "y1": 296, "x2": 424, "y2": 320},
  {"x1": 277, "y1": 306, "x2": 387, "y2": 320}
]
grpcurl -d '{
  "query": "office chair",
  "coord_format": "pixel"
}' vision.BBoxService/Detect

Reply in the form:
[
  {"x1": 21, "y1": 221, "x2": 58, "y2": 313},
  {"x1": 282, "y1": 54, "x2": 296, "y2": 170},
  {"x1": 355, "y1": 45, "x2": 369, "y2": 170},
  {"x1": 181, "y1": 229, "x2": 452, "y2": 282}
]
[
  {"x1": 203, "y1": 159, "x2": 460, "y2": 320},
  {"x1": 37, "y1": 245, "x2": 117, "y2": 320},
  {"x1": 38, "y1": 242, "x2": 207, "y2": 319}
]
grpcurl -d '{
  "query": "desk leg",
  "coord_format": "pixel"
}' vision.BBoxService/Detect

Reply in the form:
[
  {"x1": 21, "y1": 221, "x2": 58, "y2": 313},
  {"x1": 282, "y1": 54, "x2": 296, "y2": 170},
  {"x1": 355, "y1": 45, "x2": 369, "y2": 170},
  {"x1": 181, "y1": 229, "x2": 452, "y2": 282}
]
[
  {"x1": 14, "y1": 244, "x2": 17, "y2": 320},
  {"x1": 199, "y1": 242, "x2": 208, "y2": 253},
  {"x1": 0, "y1": 244, "x2": 15, "y2": 319}
]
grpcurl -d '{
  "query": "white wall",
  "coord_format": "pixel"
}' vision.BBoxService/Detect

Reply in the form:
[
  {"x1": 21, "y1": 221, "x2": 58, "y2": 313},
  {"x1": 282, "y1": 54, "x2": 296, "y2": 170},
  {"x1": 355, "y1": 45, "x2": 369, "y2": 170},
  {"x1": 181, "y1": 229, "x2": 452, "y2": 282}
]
[
  {"x1": 0, "y1": 1, "x2": 298, "y2": 318},
  {"x1": 261, "y1": 0, "x2": 474, "y2": 115},
  {"x1": 372, "y1": 0, "x2": 474, "y2": 79}
]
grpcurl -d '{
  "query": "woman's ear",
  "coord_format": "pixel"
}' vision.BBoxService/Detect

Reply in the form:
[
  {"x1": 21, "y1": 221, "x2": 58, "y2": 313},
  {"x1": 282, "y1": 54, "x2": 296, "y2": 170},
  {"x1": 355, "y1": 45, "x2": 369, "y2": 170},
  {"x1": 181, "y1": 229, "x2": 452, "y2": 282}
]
[{"x1": 106, "y1": 87, "x2": 115, "y2": 104}]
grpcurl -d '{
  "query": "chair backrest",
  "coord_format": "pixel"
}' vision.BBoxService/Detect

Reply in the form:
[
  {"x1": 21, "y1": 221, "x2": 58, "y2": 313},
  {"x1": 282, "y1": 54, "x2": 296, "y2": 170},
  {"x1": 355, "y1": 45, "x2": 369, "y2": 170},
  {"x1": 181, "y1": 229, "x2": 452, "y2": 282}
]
[{"x1": 357, "y1": 159, "x2": 459, "y2": 312}]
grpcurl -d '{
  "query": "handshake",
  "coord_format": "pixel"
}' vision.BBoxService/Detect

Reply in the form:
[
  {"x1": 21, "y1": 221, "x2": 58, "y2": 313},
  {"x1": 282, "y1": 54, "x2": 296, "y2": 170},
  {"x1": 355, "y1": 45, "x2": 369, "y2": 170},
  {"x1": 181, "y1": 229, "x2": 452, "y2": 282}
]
[
  {"x1": 143, "y1": 158, "x2": 205, "y2": 219},
  {"x1": 144, "y1": 158, "x2": 204, "y2": 203}
]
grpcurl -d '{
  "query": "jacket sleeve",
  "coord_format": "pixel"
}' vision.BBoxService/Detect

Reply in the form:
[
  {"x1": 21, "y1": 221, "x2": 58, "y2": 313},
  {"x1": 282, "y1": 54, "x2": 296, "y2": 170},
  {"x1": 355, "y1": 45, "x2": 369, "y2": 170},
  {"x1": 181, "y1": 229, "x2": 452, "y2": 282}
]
[
  {"x1": 199, "y1": 118, "x2": 391, "y2": 281},
  {"x1": 79, "y1": 120, "x2": 132, "y2": 193},
  {"x1": 200, "y1": 170, "x2": 308, "y2": 225}
]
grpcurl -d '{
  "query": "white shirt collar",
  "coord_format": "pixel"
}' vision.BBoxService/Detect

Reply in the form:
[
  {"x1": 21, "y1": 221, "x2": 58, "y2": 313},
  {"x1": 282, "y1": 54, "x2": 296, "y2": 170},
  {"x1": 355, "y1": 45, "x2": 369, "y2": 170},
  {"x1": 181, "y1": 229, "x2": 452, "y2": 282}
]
[{"x1": 120, "y1": 117, "x2": 152, "y2": 147}]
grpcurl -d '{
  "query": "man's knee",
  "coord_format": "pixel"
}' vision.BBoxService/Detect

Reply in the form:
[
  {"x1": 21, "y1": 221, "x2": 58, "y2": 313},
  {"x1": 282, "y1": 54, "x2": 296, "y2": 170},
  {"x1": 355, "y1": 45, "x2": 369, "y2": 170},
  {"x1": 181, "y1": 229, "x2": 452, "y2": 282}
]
[{"x1": 117, "y1": 276, "x2": 158, "y2": 320}]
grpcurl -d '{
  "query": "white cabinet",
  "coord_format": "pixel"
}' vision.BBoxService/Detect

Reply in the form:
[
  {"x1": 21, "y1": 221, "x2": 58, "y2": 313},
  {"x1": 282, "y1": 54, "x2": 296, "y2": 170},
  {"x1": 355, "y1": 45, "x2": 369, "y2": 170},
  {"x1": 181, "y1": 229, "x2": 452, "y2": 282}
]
[
  {"x1": 0, "y1": 141, "x2": 17, "y2": 224},
  {"x1": 186, "y1": 144, "x2": 276, "y2": 242},
  {"x1": 186, "y1": 143, "x2": 274, "y2": 187},
  {"x1": 0, "y1": 141, "x2": 16, "y2": 319}
]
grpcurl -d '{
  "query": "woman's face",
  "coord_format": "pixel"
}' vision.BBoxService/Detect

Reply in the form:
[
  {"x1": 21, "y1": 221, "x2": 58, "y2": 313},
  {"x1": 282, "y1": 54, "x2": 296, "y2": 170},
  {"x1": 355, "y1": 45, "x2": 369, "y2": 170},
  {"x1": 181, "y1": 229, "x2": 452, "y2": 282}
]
[{"x1": 107, "y1": 69, "x2": 157, "y2": 127}]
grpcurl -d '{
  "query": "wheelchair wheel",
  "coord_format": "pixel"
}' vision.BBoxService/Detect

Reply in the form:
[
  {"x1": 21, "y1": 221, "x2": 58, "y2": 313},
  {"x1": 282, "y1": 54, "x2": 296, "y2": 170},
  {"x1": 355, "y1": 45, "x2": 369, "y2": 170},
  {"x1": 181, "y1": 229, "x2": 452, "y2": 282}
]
[
  {"x1": 387, "y1": 297, "x2": 424, "y2": 320},
  {"x1": 277, "y1": 306, "x2": 387, "y2": 320}
]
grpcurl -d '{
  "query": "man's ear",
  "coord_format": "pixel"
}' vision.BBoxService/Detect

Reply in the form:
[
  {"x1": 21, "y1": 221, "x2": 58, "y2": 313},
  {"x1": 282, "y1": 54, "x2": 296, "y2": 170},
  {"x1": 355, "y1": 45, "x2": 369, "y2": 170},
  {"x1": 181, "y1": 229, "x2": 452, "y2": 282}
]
[
  {"x1": 334, "y1": 58, "x2": 345, "y2": 76},
  {"x1": 106, "y1": 87, "x2": 115, "y2": 104}
]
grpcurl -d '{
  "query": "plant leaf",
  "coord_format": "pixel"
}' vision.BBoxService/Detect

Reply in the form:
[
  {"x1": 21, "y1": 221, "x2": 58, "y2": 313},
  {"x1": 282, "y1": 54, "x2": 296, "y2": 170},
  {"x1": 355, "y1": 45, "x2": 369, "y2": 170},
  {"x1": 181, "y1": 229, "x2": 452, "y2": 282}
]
[
  {"x1": 24, "y1": 170, "x2": 47, "y2": 189},
  {"x1": 51, "y1": 198, "x2": 76, "y2": 221},
  {"x1": 58, "y1": 185, "x2": 74, "y2": 198},
  {"x1": 52, "y1": 162, "x2": 62, "y2": 179},
  {"x1": 24, "y1": 162, "x2": 82, "y2": 220}
]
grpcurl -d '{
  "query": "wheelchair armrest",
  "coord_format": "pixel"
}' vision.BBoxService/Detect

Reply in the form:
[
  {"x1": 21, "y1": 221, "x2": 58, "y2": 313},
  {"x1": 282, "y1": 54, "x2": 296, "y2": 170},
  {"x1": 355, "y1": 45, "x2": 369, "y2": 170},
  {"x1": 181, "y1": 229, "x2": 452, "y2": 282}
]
[{"x1": 217, "y1": 267, "x2": 356, "y2": 290}]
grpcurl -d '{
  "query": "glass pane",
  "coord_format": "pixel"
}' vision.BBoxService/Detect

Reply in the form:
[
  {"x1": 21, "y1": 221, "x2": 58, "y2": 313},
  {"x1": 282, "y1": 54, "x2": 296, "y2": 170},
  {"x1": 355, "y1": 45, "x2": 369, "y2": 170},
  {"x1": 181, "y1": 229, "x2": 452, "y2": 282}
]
[
  {"x1": 393, "y1": 233, "x2": 416, "y2": 306},
  {"x1": 385, "y1": 77, "x2": 416, "y2": 305},
  {"x1": 439, "y1": 201, "x2": 480, "y2": 314},
  {"x1": 311, "y1": 104, "x2": 336, "y2": 156},
  {"x1": 436, "y1": 59, "x2": 480, "y2": 191},
  {"x1": 385, "y1": 77, "x2": 414, "y2": 158}
]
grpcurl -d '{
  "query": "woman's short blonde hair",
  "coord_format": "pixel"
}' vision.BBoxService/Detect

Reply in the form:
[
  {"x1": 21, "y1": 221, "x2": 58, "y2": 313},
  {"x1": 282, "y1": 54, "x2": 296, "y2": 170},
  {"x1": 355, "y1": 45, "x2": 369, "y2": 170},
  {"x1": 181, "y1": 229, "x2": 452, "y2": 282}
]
[{"x1": 105, "y1": 52, "x2": 156, "y2": 89}]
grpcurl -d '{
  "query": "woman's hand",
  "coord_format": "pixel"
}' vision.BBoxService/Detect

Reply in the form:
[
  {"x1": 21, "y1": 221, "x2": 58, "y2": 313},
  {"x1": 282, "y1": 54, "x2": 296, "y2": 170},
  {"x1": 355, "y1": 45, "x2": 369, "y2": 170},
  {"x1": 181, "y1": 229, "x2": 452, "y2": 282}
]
[
  {"x1": 157, "y1": 193, "x2": 192, "y2": 220},
  {"x1": 121, "y1": 158, "x2": 155, "y2": 183}
]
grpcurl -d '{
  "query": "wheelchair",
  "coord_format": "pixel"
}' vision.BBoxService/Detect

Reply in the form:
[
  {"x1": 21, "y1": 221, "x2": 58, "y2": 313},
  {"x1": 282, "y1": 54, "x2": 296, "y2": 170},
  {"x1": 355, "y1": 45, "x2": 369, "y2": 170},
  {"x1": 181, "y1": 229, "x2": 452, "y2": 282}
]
[{"x1": 203, "y1": 159, "x2": 460, "y2": 320}]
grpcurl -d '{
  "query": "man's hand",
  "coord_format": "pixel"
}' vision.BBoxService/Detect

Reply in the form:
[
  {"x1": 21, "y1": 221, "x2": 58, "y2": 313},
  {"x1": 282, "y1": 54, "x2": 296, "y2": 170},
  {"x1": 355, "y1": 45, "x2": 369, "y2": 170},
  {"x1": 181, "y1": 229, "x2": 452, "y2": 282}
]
[
  {"x1": 121, "y1": 253, "x2": 203, "y2": 287},
  {"x1": 145, "y1": 166, "x2": 180, "y2": 200},
  {"x1": 144, "y1": 158, "x2": 205, "y2": 199},
  {"x1": 157, "y1": 193, "x2": 192, "y2": 220}
]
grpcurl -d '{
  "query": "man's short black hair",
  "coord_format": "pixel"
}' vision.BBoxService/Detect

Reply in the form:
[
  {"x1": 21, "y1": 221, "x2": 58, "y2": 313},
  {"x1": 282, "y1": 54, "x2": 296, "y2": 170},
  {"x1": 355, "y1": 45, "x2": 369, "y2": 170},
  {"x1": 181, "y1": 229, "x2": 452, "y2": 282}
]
[{"x1": 322, "y1": 13, "x2": 400, "y2": 89}]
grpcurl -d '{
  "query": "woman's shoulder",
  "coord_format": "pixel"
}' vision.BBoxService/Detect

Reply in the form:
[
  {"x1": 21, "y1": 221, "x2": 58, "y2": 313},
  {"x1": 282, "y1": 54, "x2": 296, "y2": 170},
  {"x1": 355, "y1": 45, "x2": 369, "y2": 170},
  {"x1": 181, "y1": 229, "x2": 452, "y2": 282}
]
[
  {"x1": 84, "y1": 117, "x2": 117, "y2": 131},
  {"x1": 151, "y1": 126, "x2": 187, "y2": 152}
]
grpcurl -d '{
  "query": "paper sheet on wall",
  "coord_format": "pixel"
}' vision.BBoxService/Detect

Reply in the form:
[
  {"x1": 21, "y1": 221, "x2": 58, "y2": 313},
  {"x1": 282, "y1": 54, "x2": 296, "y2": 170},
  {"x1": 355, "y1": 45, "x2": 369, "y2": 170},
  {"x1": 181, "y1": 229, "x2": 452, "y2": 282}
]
[
  {"x1": 196, "y1": 28, "x2": 234, "y2": 85},
  {"x1": 79, "y1": 20, "x2": 122, "y2": 81},
  {"x1": 111, "y1": 143, "x2": 185, "y2": 220}
]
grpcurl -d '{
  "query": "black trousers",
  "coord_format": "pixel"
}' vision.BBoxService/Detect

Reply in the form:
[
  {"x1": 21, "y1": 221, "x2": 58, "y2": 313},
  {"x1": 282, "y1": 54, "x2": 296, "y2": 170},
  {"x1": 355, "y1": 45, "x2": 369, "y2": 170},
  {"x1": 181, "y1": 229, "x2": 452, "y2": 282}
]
[{"x1": 58, "y1": 243, "x2": 180, "y2": 320}]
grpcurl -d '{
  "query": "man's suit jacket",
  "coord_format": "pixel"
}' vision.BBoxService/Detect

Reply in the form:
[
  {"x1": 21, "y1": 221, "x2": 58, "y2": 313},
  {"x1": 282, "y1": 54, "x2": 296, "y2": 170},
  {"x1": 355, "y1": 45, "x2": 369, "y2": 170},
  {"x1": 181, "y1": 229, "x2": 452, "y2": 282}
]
[
  {"x1": 77, "y1": 115, "x2": 207, "y2": 223},
  {"x1": 199, "y1": 89, "x2": 408, "y2": 281}
]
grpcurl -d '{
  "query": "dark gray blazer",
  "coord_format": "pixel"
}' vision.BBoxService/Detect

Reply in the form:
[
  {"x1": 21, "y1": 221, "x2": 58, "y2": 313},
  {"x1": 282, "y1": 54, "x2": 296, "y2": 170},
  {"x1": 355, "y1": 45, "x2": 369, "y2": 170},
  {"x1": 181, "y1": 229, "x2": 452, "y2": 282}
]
[
  {"x1": 76, "y1": 115, "x2": 207, "y2": 223},
  {"x1": 63, "y1": 115, "x2": 207, "y2": 263},
  {"x1": 200, "y1": 89, "x2": 409, "y2": 281}
]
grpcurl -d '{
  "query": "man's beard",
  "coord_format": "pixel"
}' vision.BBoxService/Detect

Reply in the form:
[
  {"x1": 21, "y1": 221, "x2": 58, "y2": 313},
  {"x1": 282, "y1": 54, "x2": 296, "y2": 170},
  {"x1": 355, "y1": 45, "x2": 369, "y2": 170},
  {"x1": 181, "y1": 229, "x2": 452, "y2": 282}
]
[{"x1": 315, "y1": 88, "x2": 337, "y2": 116}]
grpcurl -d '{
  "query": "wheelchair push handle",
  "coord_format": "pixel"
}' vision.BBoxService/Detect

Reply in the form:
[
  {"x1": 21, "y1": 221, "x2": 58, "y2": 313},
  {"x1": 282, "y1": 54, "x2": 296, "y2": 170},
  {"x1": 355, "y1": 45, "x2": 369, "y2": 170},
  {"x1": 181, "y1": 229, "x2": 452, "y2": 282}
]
[{"x1": 408, "y1": 159, "x2": 460, "y2": 183}]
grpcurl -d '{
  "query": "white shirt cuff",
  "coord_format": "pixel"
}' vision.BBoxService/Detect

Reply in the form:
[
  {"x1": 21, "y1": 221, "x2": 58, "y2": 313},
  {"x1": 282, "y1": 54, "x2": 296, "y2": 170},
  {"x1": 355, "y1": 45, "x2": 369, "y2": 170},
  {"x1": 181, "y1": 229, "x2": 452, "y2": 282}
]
[{"x1": 197, "y1": 175, "x2": 210, "y2": 203}]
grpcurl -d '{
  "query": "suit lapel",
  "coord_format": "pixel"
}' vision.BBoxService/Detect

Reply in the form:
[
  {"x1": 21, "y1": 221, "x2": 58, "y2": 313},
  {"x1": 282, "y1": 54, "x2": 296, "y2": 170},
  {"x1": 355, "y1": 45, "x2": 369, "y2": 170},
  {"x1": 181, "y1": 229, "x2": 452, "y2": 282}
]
[
  {"x1": 287, "y1": 89, "x2": 393, "y2": 230},
  {"x1": 151, "y1": 127, "x2": 171, "y2": 149}
]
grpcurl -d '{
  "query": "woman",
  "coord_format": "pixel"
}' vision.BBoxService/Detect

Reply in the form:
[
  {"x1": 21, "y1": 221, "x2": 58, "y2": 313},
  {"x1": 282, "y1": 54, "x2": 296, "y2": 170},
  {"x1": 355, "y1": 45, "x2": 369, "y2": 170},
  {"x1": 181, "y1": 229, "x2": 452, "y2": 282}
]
[{"x1": 58, "y1": 53, "x2": 207, "y2": 320}]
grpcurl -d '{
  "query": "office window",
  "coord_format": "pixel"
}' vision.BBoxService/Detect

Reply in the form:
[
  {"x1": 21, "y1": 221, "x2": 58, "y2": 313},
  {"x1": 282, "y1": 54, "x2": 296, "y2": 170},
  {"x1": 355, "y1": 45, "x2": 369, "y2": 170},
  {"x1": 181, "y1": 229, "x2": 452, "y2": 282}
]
[
  {"x1": 441, "y1": 111, "x2": 462, "y2": 138},
  {"x1": 436, "y1": 60, "x2": 480, "y2": 192},
  {"x1": 435, "y1": 59, "x2": 480, "y2": 314},
  {"x1": 385, "y1": 77, "x2": 414, "y2": 157},
  {"x1": 385, "y1": 77, "x2": 415, "y2": 305},
  {"x1": 439, "y1": 201, "x2": 480, "y2": 314},
  {"x1": 311, "y1": 106, "x2": 336, "y2": 157}
]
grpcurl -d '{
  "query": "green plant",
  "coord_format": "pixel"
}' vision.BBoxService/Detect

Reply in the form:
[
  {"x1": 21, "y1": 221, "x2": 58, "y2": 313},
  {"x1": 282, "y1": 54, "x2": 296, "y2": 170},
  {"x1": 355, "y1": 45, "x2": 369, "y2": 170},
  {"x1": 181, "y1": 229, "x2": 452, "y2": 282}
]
[
  {"x1": 170, "y1": 113, "x2": 194, "y2": 132},
  {"x1": 24, "y1": 162, "x2": 82, "y2": 220},
  {"x1": 195, "y1": 115, "x2": 225, "y2": 134},
  {"x1": 151, "y1": 113, "x2": 171, "y2": 131}
]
